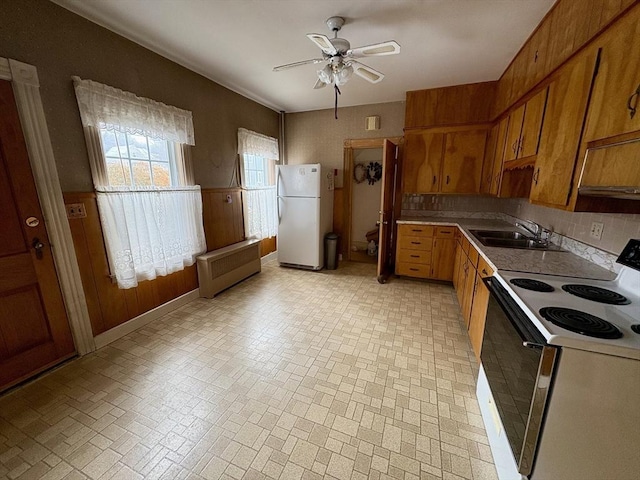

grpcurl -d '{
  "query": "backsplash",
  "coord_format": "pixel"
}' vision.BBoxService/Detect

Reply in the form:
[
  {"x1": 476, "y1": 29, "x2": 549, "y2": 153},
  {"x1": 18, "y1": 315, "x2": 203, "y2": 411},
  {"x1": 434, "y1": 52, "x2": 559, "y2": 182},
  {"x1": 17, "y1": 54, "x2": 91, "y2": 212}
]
[{"x1": 401, "y1": 194, "x2": 640, "y2": 267}]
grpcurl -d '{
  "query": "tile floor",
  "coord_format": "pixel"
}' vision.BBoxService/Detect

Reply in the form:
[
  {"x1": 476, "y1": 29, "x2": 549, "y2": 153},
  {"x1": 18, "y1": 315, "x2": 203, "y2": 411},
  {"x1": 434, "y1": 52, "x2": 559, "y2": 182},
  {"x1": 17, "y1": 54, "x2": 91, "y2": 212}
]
[{"x1": 0, "y1": 261, "x2": 498, "y2": 480}]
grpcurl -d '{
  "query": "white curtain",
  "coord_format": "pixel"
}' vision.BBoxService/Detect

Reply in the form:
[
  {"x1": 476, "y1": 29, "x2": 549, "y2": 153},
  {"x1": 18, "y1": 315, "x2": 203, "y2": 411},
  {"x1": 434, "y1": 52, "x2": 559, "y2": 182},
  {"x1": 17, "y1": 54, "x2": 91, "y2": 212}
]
[
  {"x1": 96, "y1": 186, "x2": 206, "y2": 289},
  {"x1": 73, "y1": 77, "x2": 205, "y2": 289},
  {"x1": 238, "y1": 129, "x2": 279, "y2": 240},
  {"x1": 238, "y1": 128, "x2": 279, "y2": 158},
  {"x1": 243, "y1": 187, "x2": 278, "y2": 239},
  {"x1": 73, "y1": 76, "x2": 195, "y2": 146}
]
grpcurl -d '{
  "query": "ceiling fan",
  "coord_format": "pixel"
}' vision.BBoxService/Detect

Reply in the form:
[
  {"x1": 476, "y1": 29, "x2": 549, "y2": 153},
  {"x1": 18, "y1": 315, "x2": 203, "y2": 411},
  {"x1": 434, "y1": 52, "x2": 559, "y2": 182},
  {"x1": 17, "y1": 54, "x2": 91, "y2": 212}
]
[{"x1": 273, "y1": 16, "x2": 401, "y2": 116}]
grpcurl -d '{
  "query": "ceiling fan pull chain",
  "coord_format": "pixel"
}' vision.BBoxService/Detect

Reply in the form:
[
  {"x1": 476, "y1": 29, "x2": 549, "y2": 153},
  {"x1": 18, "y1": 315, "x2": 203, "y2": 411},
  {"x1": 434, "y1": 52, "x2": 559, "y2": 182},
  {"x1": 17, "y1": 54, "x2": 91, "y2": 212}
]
[{"x1": 334, "y1": 84, "x2": 341, "y2": 119}]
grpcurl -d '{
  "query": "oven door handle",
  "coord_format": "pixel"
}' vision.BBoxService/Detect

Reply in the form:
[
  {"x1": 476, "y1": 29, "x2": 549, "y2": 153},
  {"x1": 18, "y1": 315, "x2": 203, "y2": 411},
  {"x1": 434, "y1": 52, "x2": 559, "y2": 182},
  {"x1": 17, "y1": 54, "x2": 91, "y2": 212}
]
[{"x1": 483, "y1": 276, "x2": 548, "y2": 346}]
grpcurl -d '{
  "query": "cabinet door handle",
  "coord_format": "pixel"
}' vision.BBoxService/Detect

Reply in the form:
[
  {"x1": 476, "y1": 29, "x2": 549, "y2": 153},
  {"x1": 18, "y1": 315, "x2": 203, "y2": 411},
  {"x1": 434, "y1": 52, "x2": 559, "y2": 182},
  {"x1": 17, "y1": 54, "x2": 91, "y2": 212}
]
[
  {"x1": 512, "y1": 140, "x2": 518, "y2": 153},
  {"x1": 446, "y1": 175, "x2": 450, "y2": 185},
  {"x1": 482, "y1": 268, "x2": 488, "y2": 276},
  {"x1": 433, "y1": 175, "x2": 436, "y2": 185},
  {"x1": 628, "y1": 83, "x2": 640, "y2": 119},
  {"x1": 533, "y1": 168, "x2": 540, "y2": 185},
  {"x1": 519, "y1": 137, "x2": 524, "y2": 155}
]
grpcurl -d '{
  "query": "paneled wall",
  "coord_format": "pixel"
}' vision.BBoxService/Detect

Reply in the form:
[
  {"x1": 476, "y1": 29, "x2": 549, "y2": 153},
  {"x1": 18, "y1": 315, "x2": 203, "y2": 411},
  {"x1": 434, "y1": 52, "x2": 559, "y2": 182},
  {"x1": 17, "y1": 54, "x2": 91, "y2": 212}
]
[
  {"x1": 64, "y1": 189, "x2": 254, "y2": 336},
  {"x1": 405, "y1": 82, "x2": 497, "y2": 129}
]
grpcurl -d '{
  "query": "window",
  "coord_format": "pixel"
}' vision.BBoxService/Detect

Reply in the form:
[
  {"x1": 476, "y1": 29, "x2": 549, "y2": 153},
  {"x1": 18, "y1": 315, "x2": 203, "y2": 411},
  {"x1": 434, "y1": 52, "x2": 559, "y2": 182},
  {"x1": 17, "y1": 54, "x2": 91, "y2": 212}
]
[
  {"x1": 73, "y1": 77, "x2": 205, "y2": 289},
  {"x1": 237, "y1": 129, "x2": 279, "y2": 240},
  {"x1": 100, "y1": 129, "x2": 176, "y2": 187}
]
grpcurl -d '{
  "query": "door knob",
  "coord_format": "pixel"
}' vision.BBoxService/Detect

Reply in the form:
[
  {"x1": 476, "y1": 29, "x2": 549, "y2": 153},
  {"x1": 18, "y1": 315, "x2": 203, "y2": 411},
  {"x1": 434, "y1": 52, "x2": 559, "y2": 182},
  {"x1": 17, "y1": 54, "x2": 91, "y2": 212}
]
[{"x1": 32, "y1": 238, "x2": 44, "y2": 259}]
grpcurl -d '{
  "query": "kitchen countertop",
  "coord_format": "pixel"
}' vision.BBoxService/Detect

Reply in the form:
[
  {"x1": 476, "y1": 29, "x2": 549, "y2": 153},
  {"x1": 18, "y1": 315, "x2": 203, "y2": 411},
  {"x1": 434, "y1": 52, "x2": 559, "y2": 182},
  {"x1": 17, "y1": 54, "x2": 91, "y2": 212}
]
[{"x1": 398, "y1": 216, "x2": 616, "y2": 281}]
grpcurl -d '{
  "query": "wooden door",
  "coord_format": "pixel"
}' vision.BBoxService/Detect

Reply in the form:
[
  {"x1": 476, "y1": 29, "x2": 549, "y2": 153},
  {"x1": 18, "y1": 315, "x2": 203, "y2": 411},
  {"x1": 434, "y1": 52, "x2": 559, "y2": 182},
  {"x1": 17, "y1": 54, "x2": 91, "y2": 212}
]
[
  {"x1": 584, "y1": 7, "x2": 640, "y2": 142},
  {"x1": 377, "y1": 139, "x2": 398, "y2": 283},
  {"x1": 452, "y1": 237, "x2": 462, "y2": 290},
  {"x1": 519, "y1": 88, "x2": 548, "y2": 158},
  {"x1": 462, "y1": 262, "x2": 476, "y2": 328},
  {"x1": 0, "y1": 80, "x2": 75, "y2": 391},
  {"x1": 504, "y1": 104, "x2": 525, "y2": 161},
  {"x1": 441, "y1": 130, "x2": 487, "y2": 194},
  {"x1": 490, "y1": 117, "x2": 509, "y2": 195},
  {"x1": 468, "y1": 272, "x2": 490, "y2": 361},
  {"x1": 431, "y1": 237, "x2": 456, "y2": 281},
  {"x1": 402, "y1": 131, "x2": 444, "y2": 193},
  {"x1": 531, "y1": 50, "x2": 598, "y2": 206}
]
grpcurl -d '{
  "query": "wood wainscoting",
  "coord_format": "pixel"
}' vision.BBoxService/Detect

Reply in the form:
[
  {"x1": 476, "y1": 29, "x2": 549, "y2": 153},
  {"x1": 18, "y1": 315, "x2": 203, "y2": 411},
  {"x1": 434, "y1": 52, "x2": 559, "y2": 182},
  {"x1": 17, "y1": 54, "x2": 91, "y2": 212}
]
[{"x1": 64, "y1": 188, "x2": 254, "y2": 336}]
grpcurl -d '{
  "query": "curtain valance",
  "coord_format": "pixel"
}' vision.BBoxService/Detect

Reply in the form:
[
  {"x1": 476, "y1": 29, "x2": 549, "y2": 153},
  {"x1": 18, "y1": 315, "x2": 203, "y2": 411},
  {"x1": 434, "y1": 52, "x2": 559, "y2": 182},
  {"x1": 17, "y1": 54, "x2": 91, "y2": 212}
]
[
  {"x1": 72, "y1": 76, "x2": 195, "y2": 145},
  {"x1": 237, "y1": 128, "x2": 279, "y2": 159}
]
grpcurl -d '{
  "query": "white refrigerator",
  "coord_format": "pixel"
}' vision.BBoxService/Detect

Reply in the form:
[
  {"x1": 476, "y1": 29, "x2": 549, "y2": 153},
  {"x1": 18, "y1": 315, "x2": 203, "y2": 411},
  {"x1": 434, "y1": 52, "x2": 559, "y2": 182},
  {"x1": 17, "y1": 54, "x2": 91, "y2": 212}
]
[{"x1": 277, "y1": 163, "x2": 333, "y2": 270}]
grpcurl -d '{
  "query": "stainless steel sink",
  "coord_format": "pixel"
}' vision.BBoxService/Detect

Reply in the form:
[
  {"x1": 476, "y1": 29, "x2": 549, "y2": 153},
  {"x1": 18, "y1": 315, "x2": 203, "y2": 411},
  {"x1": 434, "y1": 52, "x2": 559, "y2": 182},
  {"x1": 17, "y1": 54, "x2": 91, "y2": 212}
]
[
  {"x1": 469, "y1": 229, "x2": 565, "y2": 251},
  {"x1": 471, "y1": 230, "x2": 529, "y2": 240}
]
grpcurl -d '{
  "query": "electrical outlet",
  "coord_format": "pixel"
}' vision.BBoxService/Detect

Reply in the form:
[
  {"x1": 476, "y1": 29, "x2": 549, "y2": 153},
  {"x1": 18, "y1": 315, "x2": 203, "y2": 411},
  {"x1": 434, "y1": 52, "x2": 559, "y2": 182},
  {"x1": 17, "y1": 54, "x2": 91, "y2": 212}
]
[
  {"x1": 66, "y1": 202, "x2": 86, "y2": 219},
  {"x1": 590, "y1": 222, "x2": 604, "y2": 240}
]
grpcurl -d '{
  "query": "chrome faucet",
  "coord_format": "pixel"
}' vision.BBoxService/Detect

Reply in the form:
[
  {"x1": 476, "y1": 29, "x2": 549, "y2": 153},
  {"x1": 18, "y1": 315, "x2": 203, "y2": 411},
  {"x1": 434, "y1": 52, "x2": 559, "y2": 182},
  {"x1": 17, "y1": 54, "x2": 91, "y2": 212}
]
[{"x1": 516, "y1": 221, "x2": 543, "y2": 240}]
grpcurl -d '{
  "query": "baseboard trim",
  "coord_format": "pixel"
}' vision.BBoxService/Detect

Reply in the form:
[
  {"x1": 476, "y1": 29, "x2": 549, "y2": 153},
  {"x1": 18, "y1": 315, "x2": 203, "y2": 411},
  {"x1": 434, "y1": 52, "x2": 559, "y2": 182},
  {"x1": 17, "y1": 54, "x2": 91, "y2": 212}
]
[
  {"x1": 261, "y1": 251, "x2": 278, "y2": 264},
  {"x1": 94, "y1": 289, "x2": 199, "y2": 349}
]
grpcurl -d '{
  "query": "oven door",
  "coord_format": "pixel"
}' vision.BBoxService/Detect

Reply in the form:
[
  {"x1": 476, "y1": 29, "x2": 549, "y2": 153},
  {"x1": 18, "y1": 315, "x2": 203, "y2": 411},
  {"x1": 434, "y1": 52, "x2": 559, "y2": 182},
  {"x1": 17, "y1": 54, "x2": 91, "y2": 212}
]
[{"x1": 480, "y1": 277, "x2": 558, "y2": 477}]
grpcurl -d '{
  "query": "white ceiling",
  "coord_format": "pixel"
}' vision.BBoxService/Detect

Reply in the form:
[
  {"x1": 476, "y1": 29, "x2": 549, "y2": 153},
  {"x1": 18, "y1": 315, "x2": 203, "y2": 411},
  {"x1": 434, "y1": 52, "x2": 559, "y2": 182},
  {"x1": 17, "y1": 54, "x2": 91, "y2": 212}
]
[{"x1": 52, "y1": 0, "x2": 556, "y2": 113}]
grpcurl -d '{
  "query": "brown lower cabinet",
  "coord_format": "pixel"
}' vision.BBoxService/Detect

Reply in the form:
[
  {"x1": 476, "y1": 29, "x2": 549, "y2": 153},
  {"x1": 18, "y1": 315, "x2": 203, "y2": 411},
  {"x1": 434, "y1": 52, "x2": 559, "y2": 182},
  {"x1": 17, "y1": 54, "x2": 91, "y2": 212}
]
[
  {"x1": 452, "y1": 230, "x2": 494, "y2": 360},
  {"x1": 395, "y1": 225, "x2": 456, "y2": 280}
]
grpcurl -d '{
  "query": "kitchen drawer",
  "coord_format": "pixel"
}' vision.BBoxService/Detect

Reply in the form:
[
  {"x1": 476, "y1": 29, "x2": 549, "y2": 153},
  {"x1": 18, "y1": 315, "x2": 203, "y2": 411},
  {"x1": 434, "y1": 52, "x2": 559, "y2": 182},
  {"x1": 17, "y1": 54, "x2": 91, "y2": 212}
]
[
  {"x1": 397, "y1": 248, "x2": 432, "y2": 265},
  {"x1": 398, "y1": 224, "x2": 434, "y2": 237},
  {"x1": 435, "y1": 226, "x2": 456, "y2": 238},
  {"x1": 477, "y1": 256, "x2": 494, "y2": 278},
  {"x1": 398, "y1": 235, "x2": 433, "y2": 251},
  {"x1": 396, "y1": 262, "x2": 431, "y2": 278}
]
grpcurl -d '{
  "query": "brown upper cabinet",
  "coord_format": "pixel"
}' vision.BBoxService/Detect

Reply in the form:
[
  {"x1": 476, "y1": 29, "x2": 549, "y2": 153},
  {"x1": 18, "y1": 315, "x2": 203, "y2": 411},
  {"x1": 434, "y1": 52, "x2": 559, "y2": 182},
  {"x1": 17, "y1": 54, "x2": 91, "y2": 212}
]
[
  {"x1": 583, "y1": 9, "x2": 640, "y2": 143},
  {"x1": 503, "y1": 88, "x2": 548, "y2": 162},
  {"x1": 530, "y1": 49, "x2": 599, "y2": 207},
  {"x1": 402, "y1": 127, "x2": 488, "y2": 195},
  {"x1": 402, "y1": 131, "x2": 444, "y2": 194}
]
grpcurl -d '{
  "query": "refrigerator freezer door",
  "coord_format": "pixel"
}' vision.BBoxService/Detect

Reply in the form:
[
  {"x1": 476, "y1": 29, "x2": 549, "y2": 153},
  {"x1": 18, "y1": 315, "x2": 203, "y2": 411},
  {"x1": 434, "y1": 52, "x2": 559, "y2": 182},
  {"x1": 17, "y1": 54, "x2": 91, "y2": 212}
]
[
  {"x1": 277, "y1": 164, "x2": 321, "y2": 198},
  {"x1": 278, "y1": 196, "x2": 322, "y2": 269}
]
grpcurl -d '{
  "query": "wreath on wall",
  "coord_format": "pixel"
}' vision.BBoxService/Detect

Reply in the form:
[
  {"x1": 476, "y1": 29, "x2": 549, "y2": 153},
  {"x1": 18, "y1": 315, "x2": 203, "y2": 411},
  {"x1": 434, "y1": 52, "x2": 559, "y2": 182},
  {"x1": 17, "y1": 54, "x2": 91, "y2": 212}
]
[{"x1": 353, "y1": 162, "x2": 383, "y2": 185}]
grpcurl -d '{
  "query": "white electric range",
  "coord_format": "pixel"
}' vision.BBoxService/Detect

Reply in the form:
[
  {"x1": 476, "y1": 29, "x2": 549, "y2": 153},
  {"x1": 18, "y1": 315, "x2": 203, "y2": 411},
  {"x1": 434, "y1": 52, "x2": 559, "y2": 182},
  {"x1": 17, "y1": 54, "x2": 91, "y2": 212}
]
[{"x1": 476, "y1": 239, "x2": 640, "y2": 480}]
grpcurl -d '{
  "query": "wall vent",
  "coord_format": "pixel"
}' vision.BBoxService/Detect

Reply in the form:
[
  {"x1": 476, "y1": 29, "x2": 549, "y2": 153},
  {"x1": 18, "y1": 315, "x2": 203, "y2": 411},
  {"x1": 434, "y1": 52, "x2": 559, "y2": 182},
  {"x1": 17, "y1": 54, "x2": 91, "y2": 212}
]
[
  {"x1": 365, "y1": 115, "x2": 380, "y2": 131},
  {"x1": 197, "y1": 239, "x2": 261, "y2": 298}
]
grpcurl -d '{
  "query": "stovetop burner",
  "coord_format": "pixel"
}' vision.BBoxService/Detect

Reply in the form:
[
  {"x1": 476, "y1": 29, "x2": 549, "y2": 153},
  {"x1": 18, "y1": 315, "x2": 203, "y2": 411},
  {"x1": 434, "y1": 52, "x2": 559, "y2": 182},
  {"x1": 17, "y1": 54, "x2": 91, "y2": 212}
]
[
  {"x1": 510, "y1": 278, "x2": 555, "y2": 292},
  {"x1": 539, "y1": 307, "x2": 623, "y2": 339},
  {"x1": 561, "y1": 284, "x2": 631, "y2": 305}
]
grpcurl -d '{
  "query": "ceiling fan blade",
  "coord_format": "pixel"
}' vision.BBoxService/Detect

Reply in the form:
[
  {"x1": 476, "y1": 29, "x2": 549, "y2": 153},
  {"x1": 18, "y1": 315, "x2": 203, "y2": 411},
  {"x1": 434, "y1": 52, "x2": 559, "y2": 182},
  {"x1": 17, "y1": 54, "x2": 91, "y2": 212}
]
[
  {"x1": 347, "y1": 40, "x2": 401, "y2": 58},
  {"x1": 313, "y1": 78, "x2": 327, "y2": 89},
  {"x1": 306, "y1": 33, "x2": 338, "y2": 56},
  {"x1": 273, "y1": 58, "x2": 326, "y2": 72},
  {"x1": 351, "y1": 61, "x2": 385, "y2": 84}
]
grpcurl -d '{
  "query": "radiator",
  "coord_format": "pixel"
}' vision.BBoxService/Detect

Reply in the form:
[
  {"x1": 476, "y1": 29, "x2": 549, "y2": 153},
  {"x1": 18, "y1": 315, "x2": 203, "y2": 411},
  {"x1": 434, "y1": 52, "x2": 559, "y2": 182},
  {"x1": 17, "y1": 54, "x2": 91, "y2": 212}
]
[{"x1": 197, "y1": 238, "x2": 262, "y2": 298}]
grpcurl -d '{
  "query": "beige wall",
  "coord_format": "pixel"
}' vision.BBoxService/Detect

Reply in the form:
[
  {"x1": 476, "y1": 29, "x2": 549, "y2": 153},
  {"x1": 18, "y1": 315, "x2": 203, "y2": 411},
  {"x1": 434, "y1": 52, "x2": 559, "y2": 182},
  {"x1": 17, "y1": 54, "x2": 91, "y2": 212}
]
[
  {"x1": 0, "y1": 0, "x2": 278, "y2": 191},
  {"x1": 284, "y1": 102, "x2": 405, "y2": 187}
]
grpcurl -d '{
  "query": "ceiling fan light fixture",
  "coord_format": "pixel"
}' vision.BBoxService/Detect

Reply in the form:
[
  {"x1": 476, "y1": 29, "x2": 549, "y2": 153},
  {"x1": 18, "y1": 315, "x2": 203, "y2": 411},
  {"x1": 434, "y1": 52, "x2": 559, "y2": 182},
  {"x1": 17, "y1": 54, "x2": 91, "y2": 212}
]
[
  {"x1": 317, "y1": 64, "x2": 333, "y2": 85},
  {"x1": 334, "y1": 64, "x2": 353, "y2": 86}
]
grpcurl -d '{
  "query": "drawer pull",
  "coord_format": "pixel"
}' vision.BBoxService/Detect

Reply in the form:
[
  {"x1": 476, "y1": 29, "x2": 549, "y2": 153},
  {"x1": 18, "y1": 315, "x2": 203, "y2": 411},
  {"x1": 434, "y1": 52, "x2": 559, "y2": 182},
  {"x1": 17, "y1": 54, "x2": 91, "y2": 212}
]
[
  {"x1": 410, "y1": 241, "x2": 421, "y2": 245},
  {"x1": 409, "y1": 268, "x2": 419, "y2": 272},
  {"x1": 410, "y1": 255, "x2": 420, "y2": 258},
  {"x1": 411, "y1": 229, "x2": 423, "y2": 232},
  {"x1": 440, "y1": 230, "x2": 452, "y2": 234}
]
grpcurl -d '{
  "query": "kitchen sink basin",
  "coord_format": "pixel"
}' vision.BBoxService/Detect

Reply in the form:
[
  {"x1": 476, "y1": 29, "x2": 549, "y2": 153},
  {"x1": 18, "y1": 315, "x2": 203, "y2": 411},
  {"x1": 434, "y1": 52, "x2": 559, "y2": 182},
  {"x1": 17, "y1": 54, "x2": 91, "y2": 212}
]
[
  {"x1": 471, "y1": 230, "x2": 529, "y2": 240},
  {"x1": 469, "y1": 229, "x2": 565, "y2": 251}
]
